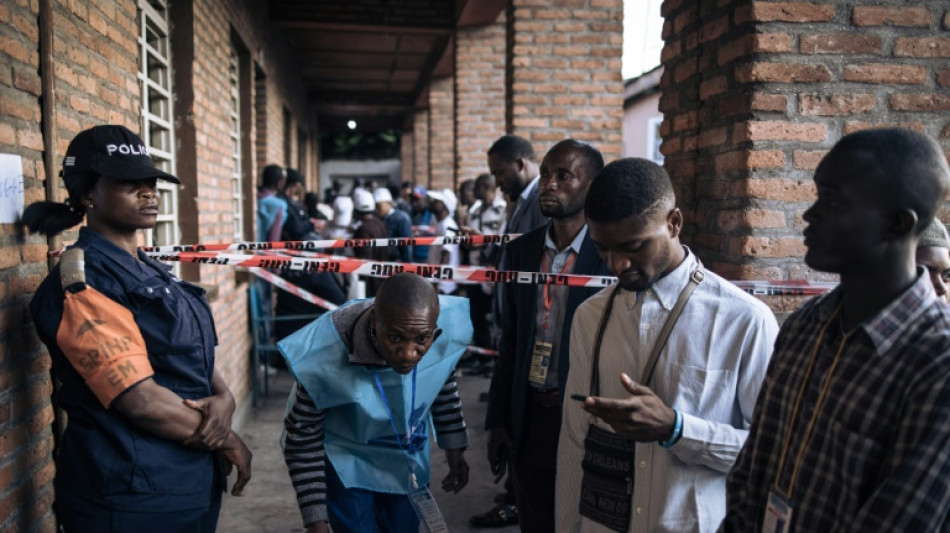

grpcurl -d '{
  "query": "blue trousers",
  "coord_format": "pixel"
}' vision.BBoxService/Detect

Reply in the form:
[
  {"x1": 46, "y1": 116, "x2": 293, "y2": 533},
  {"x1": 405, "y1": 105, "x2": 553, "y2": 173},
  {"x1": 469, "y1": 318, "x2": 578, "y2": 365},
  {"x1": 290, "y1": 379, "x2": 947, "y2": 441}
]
[
  {"x1": 57, "y1": 489, "x2": 221, "y2": 533},
  {"x1": 327, "y1": 460, "x2": 419, "y2": 533}
]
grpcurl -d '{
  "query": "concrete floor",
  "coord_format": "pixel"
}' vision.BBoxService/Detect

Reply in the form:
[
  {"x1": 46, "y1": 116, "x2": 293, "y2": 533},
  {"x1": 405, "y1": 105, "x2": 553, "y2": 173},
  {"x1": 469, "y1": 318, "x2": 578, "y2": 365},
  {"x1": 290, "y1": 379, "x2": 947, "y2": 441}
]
[{"x1": 217, "y1": 368, "x2": 519, "y2": 533}]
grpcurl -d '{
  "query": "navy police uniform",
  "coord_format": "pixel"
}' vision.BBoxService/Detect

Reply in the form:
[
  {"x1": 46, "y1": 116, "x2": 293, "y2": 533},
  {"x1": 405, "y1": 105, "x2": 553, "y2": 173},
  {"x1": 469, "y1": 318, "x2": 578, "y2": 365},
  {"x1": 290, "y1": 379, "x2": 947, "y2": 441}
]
[{"x1": 31, "y1": 228, "x2": 223, "y2": 530}]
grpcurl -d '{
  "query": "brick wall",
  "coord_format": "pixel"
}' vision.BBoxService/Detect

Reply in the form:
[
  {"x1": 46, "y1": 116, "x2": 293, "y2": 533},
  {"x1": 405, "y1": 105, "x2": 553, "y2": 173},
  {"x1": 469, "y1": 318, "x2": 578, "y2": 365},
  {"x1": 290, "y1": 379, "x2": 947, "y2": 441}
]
[
  {"x1": 0, "y1": 0, "x2": 142, "y2": 529},
  {"x1": 428, "y1": 75, "x2": 455, "y2": 191},
  {"x1": 400, "y1": 131, "x2": 414, "y2": 185},
  {"x1": 508, "y1": 0, "x2": 624, "y2": 161},
  {"x1": 455, "y1": 12, "x2": 506, "y2": 184},
  {"x1": 171, "y1": 0, "x2": 318, "y2": 402},
  {"x1": 0, "y1": 1, "x2": 317, "y2": 529},
  {"x1": 661, "y1": 0, "x2": 950, "y2": 315},
  {"x1": 413, "y1": 109, "x2": 430, "y2": 187}
]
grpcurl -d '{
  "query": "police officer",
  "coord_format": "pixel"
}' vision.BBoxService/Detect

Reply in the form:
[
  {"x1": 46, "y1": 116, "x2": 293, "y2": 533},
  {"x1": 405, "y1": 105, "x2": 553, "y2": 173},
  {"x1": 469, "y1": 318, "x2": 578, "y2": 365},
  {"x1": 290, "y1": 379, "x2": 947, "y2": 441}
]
[{"x1": 24, "y1": 125, "x2": 251, "y2": 532}]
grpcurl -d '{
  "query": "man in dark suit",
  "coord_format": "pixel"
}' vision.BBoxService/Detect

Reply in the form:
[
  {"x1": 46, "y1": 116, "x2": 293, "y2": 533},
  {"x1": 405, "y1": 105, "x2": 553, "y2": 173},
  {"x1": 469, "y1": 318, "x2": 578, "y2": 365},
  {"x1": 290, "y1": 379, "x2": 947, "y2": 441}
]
[
  {"x1": 485, "y1": 139, "x2": 610, "y2": 532},
  {"x1": 488, "y1": 135, "x2": 547, "y2": 236}
]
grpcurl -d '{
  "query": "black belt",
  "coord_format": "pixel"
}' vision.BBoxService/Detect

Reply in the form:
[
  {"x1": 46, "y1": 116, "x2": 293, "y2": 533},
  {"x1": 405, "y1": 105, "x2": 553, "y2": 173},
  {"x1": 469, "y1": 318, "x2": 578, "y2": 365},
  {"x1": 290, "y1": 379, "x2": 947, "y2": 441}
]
[{"x1": 528, "y1": 389, "x2": 560, "y2": 407}]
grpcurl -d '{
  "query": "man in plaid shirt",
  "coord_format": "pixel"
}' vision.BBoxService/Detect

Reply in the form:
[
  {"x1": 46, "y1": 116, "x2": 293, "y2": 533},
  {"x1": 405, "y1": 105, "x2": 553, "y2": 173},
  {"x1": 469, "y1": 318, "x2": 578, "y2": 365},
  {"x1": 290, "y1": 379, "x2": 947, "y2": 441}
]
[{"x1": 721, "y1": 128, "x2": 950, "y2": 532}]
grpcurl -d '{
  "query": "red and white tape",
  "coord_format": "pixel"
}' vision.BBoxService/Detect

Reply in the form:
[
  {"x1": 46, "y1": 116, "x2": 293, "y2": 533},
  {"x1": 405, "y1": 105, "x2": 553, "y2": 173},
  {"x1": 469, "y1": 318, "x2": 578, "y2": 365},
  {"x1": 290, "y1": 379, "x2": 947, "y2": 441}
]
[
  {"x1": 246, "y1": 267, "x2": 339, "y2": 311},
  {"x1": 143, "y1": 250, "x2": 617, "y2": 288},
  {"x1": 142, "y1": 249, "x2": 839, "y2": 295},
  {"x1": 140, "y1": 233, "x2": 520, "y2": 254},
  {"x1": 467, "y1": 345, "x2": 499, "y2": 356}
]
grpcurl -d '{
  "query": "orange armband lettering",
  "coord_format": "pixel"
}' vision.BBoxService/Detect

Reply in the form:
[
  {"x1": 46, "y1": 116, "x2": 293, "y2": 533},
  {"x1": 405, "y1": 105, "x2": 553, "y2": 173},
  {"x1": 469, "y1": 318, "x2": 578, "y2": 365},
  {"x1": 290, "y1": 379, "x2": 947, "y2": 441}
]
[{"x1": 55, "y1": 286, "x2": 154, "y2": 408}]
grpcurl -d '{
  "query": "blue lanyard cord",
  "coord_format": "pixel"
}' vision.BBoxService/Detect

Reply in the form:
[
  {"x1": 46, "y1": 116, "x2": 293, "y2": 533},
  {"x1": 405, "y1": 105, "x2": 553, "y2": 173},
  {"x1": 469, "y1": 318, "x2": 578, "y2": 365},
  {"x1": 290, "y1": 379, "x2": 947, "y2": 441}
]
[{"x1": 372, "y1": 367, "x2": 418, "y2": 458}]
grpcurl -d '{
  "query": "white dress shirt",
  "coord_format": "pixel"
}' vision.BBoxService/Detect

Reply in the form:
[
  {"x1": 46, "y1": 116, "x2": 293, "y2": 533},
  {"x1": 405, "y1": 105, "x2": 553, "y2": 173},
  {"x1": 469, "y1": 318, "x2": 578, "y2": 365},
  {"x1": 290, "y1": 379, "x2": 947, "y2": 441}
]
[
  {"x1": 556, "y1": 249, "x2": 778, "y2": 533},
  {"x1": 427, "y1": 215, "x2": 460, "y2": 294}
]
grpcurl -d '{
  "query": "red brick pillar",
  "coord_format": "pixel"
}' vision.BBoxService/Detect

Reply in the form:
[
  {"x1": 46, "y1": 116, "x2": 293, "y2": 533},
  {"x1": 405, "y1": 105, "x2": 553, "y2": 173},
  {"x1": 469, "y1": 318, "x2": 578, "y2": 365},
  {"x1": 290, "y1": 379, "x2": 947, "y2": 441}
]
[
  {"x1": 662, "y1": 0, "x2": 950, "y2": 313},
  {"x1": 413, "y1": 109, "x2": 430, "y2": 187},
  {"x1": 455, "y1": 12, "x2": 506, "y2": 182},
  {"x1": 400, "y1": 131, "x2": 414, "y2": 186},
  {"x1": 428, "y1": 76, "x2": 455, "y2": 191},
  {"x1": 508, "y1": 0, "x2": 624, "y2": 160}
]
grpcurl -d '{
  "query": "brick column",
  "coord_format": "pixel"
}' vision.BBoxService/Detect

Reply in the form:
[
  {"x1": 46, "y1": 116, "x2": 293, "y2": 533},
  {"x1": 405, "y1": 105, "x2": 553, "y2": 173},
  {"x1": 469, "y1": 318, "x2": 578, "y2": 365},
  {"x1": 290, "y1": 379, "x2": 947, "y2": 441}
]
[
  {"x1": 400, "y1": 130, "x2": 414, "y2": 185},
  {"x1": 661, "y1": 0, "x2": 950, "y2": 314},
  {"x1": 413, "y1": 109, "x2": 430, "y2": 187},
  {"x1": 508, "y1": 0, "x2": 624, "y2": 160},
  {"x1": 455, "y1": 12, "x2": 506, "y2": 182},
  {"x1": 428, "y1": 75, "x2": 455, "y2": 191}
]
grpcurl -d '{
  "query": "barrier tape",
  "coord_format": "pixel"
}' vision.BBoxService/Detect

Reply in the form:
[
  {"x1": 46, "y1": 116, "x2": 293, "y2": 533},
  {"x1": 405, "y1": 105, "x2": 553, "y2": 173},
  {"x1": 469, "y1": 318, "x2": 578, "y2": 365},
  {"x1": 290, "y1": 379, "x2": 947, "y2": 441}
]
[
  {"x1": 142, "y1": 249, "x2": 839, "y2": 295},
  {"x1": 140, "y1": 233, "x2": 520, "y2": 254},
  {"x1": 53, "y1": 239, "x2": 838, "y2": 295},
  {"x1": 729, "y1": 280, "x2": 837, "y2": 296},
  {"x1": 143, "y1": 250, "x2": 618, "y2": 287},
  {"x1": 254, "y1": 262, "x2": 500, "y2": 352},
  {"x1": 467, "y1": 345, "x2": 499, "y2": 356},
  {"x1": 246, "y1": 267, "x2": 339, "y2": 311}
]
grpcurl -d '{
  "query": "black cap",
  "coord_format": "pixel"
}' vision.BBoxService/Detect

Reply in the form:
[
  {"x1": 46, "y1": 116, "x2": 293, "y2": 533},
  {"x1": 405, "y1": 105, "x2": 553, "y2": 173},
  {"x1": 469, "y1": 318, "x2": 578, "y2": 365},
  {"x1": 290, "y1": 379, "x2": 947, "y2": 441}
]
[{"x1": 62, "y1": 125, "x2": 181, "y2": 185}]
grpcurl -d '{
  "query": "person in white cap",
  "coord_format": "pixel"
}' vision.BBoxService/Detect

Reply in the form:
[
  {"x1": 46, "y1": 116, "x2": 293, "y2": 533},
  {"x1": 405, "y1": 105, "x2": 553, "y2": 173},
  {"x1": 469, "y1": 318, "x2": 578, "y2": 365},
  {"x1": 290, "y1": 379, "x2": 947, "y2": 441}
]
[
  {"x1": 328, "y1": 186, "x2": 354, "y2": 240},
  {"x1": 374, "y1": 187, "x2": 413, "y2": 263},
  {"x1": 352, "y1": 189, "x2": 389, "y2": 296},
  {"x1": 916, "y1": 218, "x2": 950, "y2": 302},
  {"x1": 426, "y1": 189, "x2": 461, "y2": 295}
]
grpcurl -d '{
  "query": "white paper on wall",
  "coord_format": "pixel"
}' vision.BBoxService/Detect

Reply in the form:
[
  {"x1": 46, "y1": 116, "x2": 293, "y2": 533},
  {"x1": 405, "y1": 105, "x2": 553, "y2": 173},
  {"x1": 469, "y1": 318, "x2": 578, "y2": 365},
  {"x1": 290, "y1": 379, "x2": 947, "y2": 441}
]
[{"x1": 0, "y1": 154, "x2": 24, "y2": 224}]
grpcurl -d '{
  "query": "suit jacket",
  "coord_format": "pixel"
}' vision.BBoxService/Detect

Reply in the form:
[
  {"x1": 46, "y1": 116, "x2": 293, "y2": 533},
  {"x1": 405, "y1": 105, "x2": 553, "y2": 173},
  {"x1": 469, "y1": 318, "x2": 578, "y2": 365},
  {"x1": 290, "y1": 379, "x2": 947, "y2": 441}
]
[
  {"x1": 507, "y1": 180, "x2": 547, "y2": 236},
  {"x1": 485, "y1": 223, "x2": 610, "y2": 448}
]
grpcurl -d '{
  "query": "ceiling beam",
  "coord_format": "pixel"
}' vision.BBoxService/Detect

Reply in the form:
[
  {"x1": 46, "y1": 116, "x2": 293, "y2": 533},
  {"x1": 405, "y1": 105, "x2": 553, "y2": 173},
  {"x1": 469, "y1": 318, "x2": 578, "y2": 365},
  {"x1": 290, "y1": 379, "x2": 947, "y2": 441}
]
[
  {"x1": 275, "y1": 20, "x2": 453, "y2": 35},
  {"x1": 309, "y1": 91, "x2": 416, "y2": 106},
  {"x1": 457, "y1": 0, "x2": 506, "y2": 28}
]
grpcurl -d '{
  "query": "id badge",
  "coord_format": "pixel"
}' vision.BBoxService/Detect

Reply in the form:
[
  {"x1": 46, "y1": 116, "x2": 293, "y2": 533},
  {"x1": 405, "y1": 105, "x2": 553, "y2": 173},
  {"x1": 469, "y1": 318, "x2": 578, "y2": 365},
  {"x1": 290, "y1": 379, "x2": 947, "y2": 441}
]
[
  {"x1": 763, "y1": 489, "x2": 793, "y2": 533},
  {"x1": 528, "y1": 341, "x2": 553, "y2": 385},
  {"x1": 409, "y1": 485, "x2": 448, "y2": 533}
]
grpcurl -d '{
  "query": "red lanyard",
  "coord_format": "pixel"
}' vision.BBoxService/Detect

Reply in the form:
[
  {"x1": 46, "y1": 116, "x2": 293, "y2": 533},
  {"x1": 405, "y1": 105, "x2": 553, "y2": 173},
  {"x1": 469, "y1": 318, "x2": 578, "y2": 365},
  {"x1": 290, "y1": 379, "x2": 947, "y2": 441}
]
[{"x1": 541, "y1": 251, "x2": 576, "y2": 332}]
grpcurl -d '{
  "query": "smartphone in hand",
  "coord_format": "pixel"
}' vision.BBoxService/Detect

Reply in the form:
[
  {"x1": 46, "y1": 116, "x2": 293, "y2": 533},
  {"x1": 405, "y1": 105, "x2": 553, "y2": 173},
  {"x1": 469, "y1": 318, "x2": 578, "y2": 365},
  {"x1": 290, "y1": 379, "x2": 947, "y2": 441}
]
[{"x1": 569, "y1": 393, "x2": 589, "y2": 402}]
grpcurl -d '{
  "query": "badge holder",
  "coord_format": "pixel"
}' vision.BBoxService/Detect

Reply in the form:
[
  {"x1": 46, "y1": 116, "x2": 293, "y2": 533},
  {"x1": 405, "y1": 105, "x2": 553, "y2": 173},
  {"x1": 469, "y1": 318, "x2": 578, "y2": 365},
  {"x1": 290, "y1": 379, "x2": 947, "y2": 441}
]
[
  {"x1": 528, "y1": 341, "x2": 553, "y2": 385},
  {"x1": 763, "y1": 489, "x2": 792, "y2": 533},
  {"x1": 408, "y1": 472, "x2": 448, "y2": 533},
  {"x1": 373, "y1": 368, "x2": 448, "y2": 533}
]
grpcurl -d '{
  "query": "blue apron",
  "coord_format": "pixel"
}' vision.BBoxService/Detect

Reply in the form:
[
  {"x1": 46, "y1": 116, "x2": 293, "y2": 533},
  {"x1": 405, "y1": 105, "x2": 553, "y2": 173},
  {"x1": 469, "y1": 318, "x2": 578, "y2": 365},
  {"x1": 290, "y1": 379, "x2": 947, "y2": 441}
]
[{"x1": 279, "y1": 295, "x2": 472, "y2": 494}]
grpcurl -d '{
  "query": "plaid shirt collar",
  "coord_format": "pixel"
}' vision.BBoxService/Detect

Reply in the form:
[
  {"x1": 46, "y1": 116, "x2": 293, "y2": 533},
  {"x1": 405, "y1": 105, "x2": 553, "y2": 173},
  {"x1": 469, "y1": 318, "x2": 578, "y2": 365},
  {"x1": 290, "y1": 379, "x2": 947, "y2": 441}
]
[{"x1": 815, "y1": 268, "x2": 935, "y2": 355}]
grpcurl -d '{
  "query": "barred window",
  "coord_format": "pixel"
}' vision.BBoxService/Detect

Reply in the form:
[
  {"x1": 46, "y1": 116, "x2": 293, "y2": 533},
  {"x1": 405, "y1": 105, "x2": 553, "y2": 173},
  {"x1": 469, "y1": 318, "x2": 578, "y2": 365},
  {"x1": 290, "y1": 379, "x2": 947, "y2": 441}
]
[
  {"x1": 229, "y1": 47, "x2": 244, "y2": 241},
  {"x1": 138, "y1": 0, "x2": 179, "y2": 248}
]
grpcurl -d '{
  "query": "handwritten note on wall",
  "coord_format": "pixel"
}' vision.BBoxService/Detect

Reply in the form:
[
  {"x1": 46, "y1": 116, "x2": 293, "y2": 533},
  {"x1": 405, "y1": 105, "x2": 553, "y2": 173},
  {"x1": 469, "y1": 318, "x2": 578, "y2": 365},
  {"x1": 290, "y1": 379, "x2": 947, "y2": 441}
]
[{"x1": 0, "y1": 154, "x2": 24, "y2": 224}]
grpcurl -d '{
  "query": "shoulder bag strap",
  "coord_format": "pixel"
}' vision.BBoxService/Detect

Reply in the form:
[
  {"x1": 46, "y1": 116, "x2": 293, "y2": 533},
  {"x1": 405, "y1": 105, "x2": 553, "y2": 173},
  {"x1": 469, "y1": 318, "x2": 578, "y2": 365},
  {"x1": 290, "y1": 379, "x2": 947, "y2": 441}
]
[
  {"x1": 588, "y1": 266, "x2": 705, "y2": 396},
  {"x1": 639, "y1": 267, "x2": 704, "y2": 385}
]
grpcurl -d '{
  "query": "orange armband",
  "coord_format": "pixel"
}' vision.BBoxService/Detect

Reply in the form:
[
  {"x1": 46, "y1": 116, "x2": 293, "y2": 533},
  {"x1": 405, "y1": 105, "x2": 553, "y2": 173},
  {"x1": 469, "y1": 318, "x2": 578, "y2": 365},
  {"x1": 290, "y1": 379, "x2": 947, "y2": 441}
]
[{"x1": 55, "y1": 250, "x2": 153, "y2": 408}]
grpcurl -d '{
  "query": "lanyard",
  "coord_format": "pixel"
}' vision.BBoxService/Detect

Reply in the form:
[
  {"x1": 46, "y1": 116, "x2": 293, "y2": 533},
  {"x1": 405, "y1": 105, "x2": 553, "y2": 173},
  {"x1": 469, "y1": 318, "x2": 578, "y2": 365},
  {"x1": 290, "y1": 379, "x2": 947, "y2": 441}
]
[
  {"x1": 373, "y1": 367, "x2": 420, "y2": 487},
  {"x1": 587, "y1": 265, "x2": 703, "y2": 397},
  {"x1": 773, "y1": 302, "x2": 850, "y2": 498},
  {"x1": 541, "y1": 250, "x2": 577, "y2": 333}
]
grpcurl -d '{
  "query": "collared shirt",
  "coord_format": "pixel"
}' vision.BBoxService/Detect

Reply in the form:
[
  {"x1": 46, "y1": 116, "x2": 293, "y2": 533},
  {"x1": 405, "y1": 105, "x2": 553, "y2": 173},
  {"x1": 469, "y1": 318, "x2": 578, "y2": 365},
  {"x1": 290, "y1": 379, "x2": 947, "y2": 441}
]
[
  {"x1": 427, "y1": 215, "x2": 460, "y2": 294},
  {"x1": 531, "y1": 225, "x2": 586, "y2": 390},
  {"x1": 557, "y1": 249, "x2": 778, "y2": 533},
  {"x1": 508, "y1": 175, "x2": 542, "y2": 235},
  {"x1": 469, "y1": 195, "x2": 507, "y2": 240},
  {"x1": 382, "y1": 208, "x2": 413, "y2": 262},
  {"x1": 722, "y1": 272, "x2": 950, "y2": 532}
]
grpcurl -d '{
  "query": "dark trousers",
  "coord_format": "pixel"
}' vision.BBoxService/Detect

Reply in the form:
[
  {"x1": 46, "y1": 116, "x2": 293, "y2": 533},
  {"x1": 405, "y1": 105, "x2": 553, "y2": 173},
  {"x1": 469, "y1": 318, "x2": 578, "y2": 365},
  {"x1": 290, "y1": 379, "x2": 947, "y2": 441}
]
[
  {"x1": 467, "y1": 285, "x2": 493, "y2": 349},
  {"x1": 326, "y1": 460, "x2": 419, "y2": 533},
  {"x1": 511, "y1": 393, "x2": 560, "y2": 533},
  {"x1": 58, "y1": 490, "x2": 221, "y2": 533}
]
